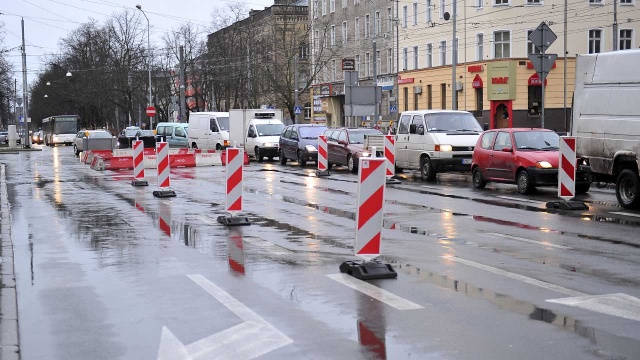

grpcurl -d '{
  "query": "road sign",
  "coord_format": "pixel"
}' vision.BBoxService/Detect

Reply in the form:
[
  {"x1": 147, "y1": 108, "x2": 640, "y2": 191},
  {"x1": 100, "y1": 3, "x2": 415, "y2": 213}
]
[
  {"x1": 528, "y1": 53, "x2": 558, "y2": 82},
  {"x1": 529, "y1": 22, "x2": 557, "y2": 53},
  {"x1": 389, "y1": 105, "x2": 397, "y2": 114},
  {"x1": 294, "y1": 106, "x2": 302, "y2": 114},
  {"x1": 146, "y1": 106, "x2": 156, "y2": 117},
  {"x1": 19, "y1": 116, "x2": 24, "y2": 124}
]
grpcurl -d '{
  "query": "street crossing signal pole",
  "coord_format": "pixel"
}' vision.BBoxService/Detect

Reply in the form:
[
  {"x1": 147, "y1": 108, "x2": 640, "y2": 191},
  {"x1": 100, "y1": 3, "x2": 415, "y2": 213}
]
[
  {"x1": 179, "y1": 45, "x2": 186, "y2": 123},
  {"x1": 294, "y1": 54, "x2": 299, "y2": 124},
  {"x1": 21, "y1": 18, "x2": 30, "y2": 148},
  {"x1": 541, "y1": 29, "x2": 545, "y2": 128},
  {"x1": 451, "y1": 0, "x2": 457, "y2": 110}
]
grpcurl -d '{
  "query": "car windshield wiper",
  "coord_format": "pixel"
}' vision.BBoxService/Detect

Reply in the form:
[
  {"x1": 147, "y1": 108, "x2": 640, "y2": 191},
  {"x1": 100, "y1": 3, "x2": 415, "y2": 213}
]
[
  {"x1": 456, "y1": 129, "x2": 479, "y2": 132},
  {"x1": 518, "y1": 146, "x2": 541, "y2": 150},
  {"x1": 541, "y1": 146, "x2": 559, "y2": 150},
  {"x1": 428, "y1": 128, "x2": 447, "y2": 132}
]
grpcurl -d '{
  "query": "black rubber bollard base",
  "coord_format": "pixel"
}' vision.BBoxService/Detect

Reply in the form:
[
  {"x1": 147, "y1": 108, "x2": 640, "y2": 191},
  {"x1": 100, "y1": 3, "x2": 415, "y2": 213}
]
[
  {"x1": 546, "y1": 200, "x2": 589, "y2": 210},
  {"x1": 386, "y1": 178, "x2": 401, "y2": 184},
  {"x1": 217, "y1": 215, "x2": 251, "y2": 226},
  {"x1": 339, "y1": 259, "x2": 398, "y2": 280},
  {"x1": 153, "y1": 190, "x2": 177, "y2": 198},
  {"x1": 316, "y1": 170, "x2": 330, "y2": 177},
  {"x1": 131, "y1": 180, "x2": 149, "y2": 187}
]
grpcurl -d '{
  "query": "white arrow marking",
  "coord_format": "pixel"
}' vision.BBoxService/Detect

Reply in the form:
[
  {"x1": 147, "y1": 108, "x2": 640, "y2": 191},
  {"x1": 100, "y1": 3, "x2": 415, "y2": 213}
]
[
  {"x1": 157, "y1": 275, "x2": 293, "y2": 360},
  {"x1": 328, "y1": 274, "x2": 424, "y2": 310},
  {"x1": 547, "y1": 293, "x2": 640, "y2": 322}
]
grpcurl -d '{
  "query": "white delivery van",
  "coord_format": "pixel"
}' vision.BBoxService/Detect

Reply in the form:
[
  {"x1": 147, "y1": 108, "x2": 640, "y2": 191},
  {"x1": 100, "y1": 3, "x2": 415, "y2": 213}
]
[
  {"x1": 245, "y1": 118, "x2": 285, "y2": 162},
  {"x1": 187, "y1": 112, "x2": 230, "y2": 150},
  {"x1": 571, "y1": 50, "x2": 640, "y2": 208},
  {"x1": 395, "y1": 110, "x2": 482, "y2": 181}
]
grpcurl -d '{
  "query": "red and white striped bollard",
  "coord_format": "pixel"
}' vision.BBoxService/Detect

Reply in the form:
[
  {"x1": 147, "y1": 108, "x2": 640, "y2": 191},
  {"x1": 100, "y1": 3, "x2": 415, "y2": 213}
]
[
  {"x1": 131, "y1": 140, "x2": 148, "y2": 186},
  {"x1": 316, "y1": 135, "x2": 330, "y2": 177},
  {"x1": 153, "y1": 141, "x2": 176, "y2": 197},
  {"x1": 218, "y1": 147, "x2": 250, "y2": 226}
]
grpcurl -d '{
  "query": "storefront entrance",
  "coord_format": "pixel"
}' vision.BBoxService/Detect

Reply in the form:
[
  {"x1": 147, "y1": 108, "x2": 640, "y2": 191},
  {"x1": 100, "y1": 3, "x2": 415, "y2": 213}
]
[{"x1": 490, "y1": 100, "x2": 513, "y2": 129}]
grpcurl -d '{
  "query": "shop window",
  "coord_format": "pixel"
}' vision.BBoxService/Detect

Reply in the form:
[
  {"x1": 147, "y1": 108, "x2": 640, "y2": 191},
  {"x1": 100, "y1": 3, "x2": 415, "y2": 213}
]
[
  {"x1": 440, "y1": 83, "x2": 446, "y2": 109},
  {"x1": 528, "y1": 85, "x2": 542, "y2": 116}
]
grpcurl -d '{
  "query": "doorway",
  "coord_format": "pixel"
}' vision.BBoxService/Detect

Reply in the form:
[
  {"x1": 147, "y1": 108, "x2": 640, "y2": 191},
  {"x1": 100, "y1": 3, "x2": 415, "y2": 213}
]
[{"x1": 490, "y1": 100, "x2": 512, "y2": 129}]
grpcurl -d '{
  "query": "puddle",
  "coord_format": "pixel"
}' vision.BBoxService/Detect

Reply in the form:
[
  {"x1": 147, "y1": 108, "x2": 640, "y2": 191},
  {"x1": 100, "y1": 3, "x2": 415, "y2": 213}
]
[
  {"x1": 279, "y1": 179, "x2": 353, "y2": 196},
  {"x1": 386, "y1": 259, "x2": 640, "y2": 359}
]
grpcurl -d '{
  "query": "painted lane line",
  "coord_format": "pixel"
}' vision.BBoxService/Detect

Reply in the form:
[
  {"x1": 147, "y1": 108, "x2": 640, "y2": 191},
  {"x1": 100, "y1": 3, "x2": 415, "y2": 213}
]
[
  {"x1": 547, "y1": 293, "x2": 640, "y2": 322},
  {"x1": 610, "y1": 211, "x2": 640, "y2": 218},
  {"x1": 444, "y1": 256, "x2": 587, "y2": 297},
  {"x1": 157, "y1": 275, "x2": 292, "y2": 360},
  {"x1": 327, "y1": 274, "x2": 424, "y2": 310},
  {"x1": 496, "y1": 195, "x2": 547, "y2": 206},
  {"x1": 487, "y1": 232, "x2": 571, "y2": 250}
]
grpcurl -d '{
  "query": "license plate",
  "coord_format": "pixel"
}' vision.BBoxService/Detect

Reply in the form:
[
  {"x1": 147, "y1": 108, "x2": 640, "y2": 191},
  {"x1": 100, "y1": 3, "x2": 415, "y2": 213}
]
[{"x1": 462, "y1": 158, "x2": 472, "y2": 165}]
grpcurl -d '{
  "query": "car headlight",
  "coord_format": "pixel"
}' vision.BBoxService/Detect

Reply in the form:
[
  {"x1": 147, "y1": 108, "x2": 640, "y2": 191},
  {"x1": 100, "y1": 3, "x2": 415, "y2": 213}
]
[
  {"x1": 435, "y1": 144, "x2": 453, "y2": 152},
  {"x1": 305, "y1": 145, "x2": 317, "y2": 152},
  {"x1": 360, "y1": 151, "x2": 371, "y2": 157},
  {"x1": 536, "y1": 161, "x2": 553, "y2": 169}
]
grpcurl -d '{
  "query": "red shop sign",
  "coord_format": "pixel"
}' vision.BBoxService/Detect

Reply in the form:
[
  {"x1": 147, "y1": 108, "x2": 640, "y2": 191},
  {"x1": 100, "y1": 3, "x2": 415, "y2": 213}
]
[
  {"x1": 472, "y1": 74, "x2": 483, "y2": 89},
  {"x1": 528, "y1": 73, "x2": 548, "y2": 86}
]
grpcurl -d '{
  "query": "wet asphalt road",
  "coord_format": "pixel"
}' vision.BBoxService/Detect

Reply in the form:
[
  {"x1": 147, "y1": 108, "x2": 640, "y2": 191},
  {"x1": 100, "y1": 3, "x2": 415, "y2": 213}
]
[{"x1": 3, "y1": 146, "x2": 640, "y2": 360}]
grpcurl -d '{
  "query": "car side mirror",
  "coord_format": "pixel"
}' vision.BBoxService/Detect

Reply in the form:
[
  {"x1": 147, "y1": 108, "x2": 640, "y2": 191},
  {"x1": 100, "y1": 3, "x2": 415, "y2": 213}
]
[
  {"x1": 417, "y1": 126, "x2": 425, "y2": 135},
  {"x1": 338, "y1": 140, "x2": 348, "y2": 146},
  {"x1": 502, "y1": 147, "x2": 512, "y2": 152}
]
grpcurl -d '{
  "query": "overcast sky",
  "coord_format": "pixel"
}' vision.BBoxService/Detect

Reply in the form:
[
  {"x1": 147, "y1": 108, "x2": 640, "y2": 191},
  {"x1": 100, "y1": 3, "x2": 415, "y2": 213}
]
[{"x1": 2, "y1": 0, "x2": 273, "y2": 86}]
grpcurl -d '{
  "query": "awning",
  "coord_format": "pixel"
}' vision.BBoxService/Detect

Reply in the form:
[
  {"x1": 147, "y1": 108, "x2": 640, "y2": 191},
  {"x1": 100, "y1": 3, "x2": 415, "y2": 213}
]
[{"x1": 472, "y1": 74, "x2": 483, "y2": 89}]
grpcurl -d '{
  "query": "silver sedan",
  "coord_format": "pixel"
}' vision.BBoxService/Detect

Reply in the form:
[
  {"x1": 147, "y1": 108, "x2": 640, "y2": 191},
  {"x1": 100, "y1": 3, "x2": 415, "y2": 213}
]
[{"x1": 73, "y1": 130, "x2": 115, "y2": 156}]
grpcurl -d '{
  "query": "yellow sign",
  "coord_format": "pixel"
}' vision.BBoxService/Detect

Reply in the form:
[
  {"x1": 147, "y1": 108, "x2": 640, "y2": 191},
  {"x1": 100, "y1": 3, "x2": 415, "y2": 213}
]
[{"x1": 487, "y1": 61, "x2": 517, "y2": 100}]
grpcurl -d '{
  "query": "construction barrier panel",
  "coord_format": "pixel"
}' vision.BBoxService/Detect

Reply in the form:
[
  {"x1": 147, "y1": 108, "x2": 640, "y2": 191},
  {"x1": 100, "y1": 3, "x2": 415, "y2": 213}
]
[
  {"x1": 156, "y1": 142, "x2": 171, "y2": 189},
  {"x1": 318, "y1": 135, "x2": 329, "y2": 171},
  {"x1": 384, "y1": 135, "x2": 396, "y2": 177},
  {"x1": 354, "y1": 157, "x2": 386, "y2": 261},
  {"x1": 225, "y1": 148, "x2": 244, "y2": 212},
  {"x1": 133, "y1": 140, "x2": 145, "y2": 180},
  {"x1": 104, "y1": 156, "x2": 134, "y2": 171},
  {"x1": 221, "y1": 150, "x2": 250, "y2": 166},
  {"x1": 168, "y1": 153, "x2": 196, "y2": 168},
  {"x1": 559, "y1": 136, "x2": 576, "y2": 200}
]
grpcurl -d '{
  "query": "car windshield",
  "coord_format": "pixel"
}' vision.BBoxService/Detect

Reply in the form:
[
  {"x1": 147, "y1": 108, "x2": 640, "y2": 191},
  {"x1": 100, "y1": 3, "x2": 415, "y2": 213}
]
[
  {"x1": 513, "y1": 131, "x2": 559, "y2": 150},
  {"x1": 89, "y1": 131, "x2": 112, "y2": 138},
  {"x1": 124, "y1": 127, "x2": 142, "y2": 137},
  {"x1": 424, "y1": 113, "x2": 483, "y2": 132},
  {"x1": 256, "y1": 124, "x2": 285, "y2": 136},
  {"x1": 217, "y1": 117, "x2": 230, "y2": 131},
  {"x1": 299, "y1": 126, "x2": 327, "y2": 139},
  {"x1": 349, "y1": 129, "x2": 383, "y2": 144}
]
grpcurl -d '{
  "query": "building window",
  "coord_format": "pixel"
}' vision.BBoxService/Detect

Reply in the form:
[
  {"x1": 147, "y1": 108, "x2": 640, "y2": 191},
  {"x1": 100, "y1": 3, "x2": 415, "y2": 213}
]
[
  {"x1": 365, "y1": 52, "x2": 371, "y2": 76},
  {"x1": 355, "y1": 17, "x2": 360, "y2": 40},
  {"x1": 342, "y1": 0, "x2": 347, "y2": 9},
  {"x1": 404, "y1": 87, "x2": 409, "y2": 111},
  {"x1": 387, "y1": 8, "x2": 393, "y2": 32},
  {"x1": 342, "y1": 21, "x2": 348, "y2": 43},
  {"x1": 332, "y1": 59, "x2": 337, "y2": 81},
  {"x1": 387, "y1": 48, "x2": 393, "y2": 73},
  {"x1": 527, "y1": 0, "x2": 541, "y2": 4},
  {"x1": 402, "y1": 47, "x2": 408, "y2": 70},
  {"x1": 314, "y1": 0, "x2": 319, "y2": 18},
  {"x1": 528, "y1": 84, "x2": 542, "y2": 116},
  {"x1": 403, "y1": 6, "x2": 408, "y2": 27},
  {"x1": 589, "y1": 29, "x2": 602, "y2": 53},
  {"x1": 330, "y1": 25, "x2": 336, "y2": 46},
  {"x1": 375, "y1": 11, "x2": 381, "y2": 35},
  {"x1": 439, "y1": 40, "x2": 446, "y2": 65},
  {"x1": 441, "y1": 83, "x2": 447, "y2": 109},
  {"x1": 427, "y1": 85, "x2": 433, "y2": 109},
  {"x1": 620, "y1": 29, "x2": 633, "y2": 50},
  {"x1": 413, "y1": 3, "x2": 418, "y2": 25},
  {"x1": 413, "y1": 45, "x2": 419, "y2": 69},
  {"x1": 477, "y1": 0, "x2": 484, "y2": 9},
  {"x1": 330, "y1": 0, "x2": 335, "y2": 12},
  {"x1": 440, "y1": 0, "x2": 446, "y2": 18},
  {"x1": 476, "y1": 33, "x2": 483, "y2": 60},
  {"x1": 495, "y1": 0, "x2": 509, "y2": 5},
  {"x1": 322, "y1": 0, "x2": 327, "y2": 15},
  {"x1": 494, "y1": 30, "x2": 510, "y2": 58},
  {"x1": 426, "y1": 43, "x2": 433, "y2": 67},
  {"x1": 475, "y1": 88, "x2": 483, "y2": 117},
  {"x1": 620, "y1": 0, "x2": 632, "y2": 4},
  {"x1": 527, "y1": 30, "x2": 541, "y2": 54},
  {"x1": 356, "y1": 54, "x2": 361, "y2": 76},
  {"x1": 365, "y1": 14, "x2": 370, "y2": 38},
  {"x1": 300, "y1": 43, "x2": 308, "y2": 59},
  {"x1": 376, "y1": 50, "x2": 381, "y2": 76},
  {"x1": 588, "y1": 0, "x2": 602, "y2": 4},
  {"x1": 314, "y1": 30, "x2": 320, "y2": 53},
  {"x1": 426, "y1": 0, "x2": 432, "y2": 22}
]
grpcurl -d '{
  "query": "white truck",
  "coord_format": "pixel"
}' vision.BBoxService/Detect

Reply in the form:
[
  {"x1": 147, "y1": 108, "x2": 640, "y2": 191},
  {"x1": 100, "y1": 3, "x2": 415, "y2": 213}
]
[
  {"x1": 571, "y1": 50, "x2": 640, "y2": 208},
  {"x1": 229, "y1": 109, "x2": 285, "y2": 162},
  {"x1": 188, "y1": 112, "x2": 230, "y2": 150}
]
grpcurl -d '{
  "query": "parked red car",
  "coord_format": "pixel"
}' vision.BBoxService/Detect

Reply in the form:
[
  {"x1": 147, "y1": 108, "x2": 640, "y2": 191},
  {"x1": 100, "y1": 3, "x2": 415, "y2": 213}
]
[
  {"x1": 324, "y1": 127, "x2": 384, "y2": 173},
  {"x1": 471, "y1": 128, "x2": 591, "y2": 194}
]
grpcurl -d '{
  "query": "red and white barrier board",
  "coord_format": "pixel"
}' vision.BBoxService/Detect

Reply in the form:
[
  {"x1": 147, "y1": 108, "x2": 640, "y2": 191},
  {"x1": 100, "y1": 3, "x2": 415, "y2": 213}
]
[
  {"x1": 558, "y1": 136, "x2": 576, "y2": 200},
  {"x1": 156, "y1": 142, "x2": 171, "y2": 189},
  {"x1": 225, "y1": 148, "x2": 244, "y2": 213},
  {"x1": 354, "y1": 157, "x2": 386, "y2": 261},
  {"x1": 384, "y1": 135, "x2": 395, "y2": 177},
  {"x1": 133, "y1": 140, "x2": 145, "y2": 180},
  {"x1": 318, "y1": 135, "x2": 329, "y2": 171}
]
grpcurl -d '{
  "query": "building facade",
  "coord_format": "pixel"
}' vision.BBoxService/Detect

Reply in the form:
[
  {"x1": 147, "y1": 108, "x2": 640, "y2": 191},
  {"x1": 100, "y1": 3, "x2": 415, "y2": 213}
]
[{"x1": 396, "y1": 0, "x2": 640, "y2": 131}]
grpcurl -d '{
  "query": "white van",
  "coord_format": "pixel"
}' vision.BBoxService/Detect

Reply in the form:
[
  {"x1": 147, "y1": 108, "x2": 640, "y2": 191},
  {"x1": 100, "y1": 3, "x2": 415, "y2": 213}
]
[
  {"x1": 187, "y1": 112, "x2": 230, "y2": 150},
  {"x1": 245, "y1": 118, "x2": 285, "y2": 162},
  {"x1": 395, "y1": 110, "x2": 483, "y2": 181},
  {"x1": 572, "y1": 50, "x2": 640, "y2": 208}
]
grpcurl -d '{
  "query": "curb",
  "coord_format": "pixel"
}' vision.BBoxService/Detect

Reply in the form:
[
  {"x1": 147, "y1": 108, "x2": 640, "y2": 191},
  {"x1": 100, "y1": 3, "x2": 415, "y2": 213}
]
[{"x1": 0, "y1": 164, "x2": 19, "y2": 360}]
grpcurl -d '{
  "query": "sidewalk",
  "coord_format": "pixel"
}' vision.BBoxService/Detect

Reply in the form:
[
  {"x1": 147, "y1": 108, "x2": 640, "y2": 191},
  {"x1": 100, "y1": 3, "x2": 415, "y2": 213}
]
[{"x1": 0, "y1": 163, "x2": 20, "y2": 359}]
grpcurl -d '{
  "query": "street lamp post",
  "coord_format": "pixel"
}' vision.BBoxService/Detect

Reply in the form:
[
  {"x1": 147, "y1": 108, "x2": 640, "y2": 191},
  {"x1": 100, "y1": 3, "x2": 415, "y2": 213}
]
[{"x1": 136, "y1": 4, "x2": 153, "y2": 129}]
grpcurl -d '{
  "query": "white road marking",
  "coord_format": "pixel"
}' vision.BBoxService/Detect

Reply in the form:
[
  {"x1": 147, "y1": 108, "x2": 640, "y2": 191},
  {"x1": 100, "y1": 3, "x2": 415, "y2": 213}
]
[
  {"x1": 197, "y1": 215, "x2": 216, "y2": 225},
  {"x1": 327, "y1": 273, "x2": 424, "y2": 310},
  {"x1": 496, "y1": 196, "x2": 547, "y2": 206},
  {"x1": 487, "y1": 232, "x2": 571, "y2": 250},
  {"x1": 444, "y1": 256, "x2": 587, "y2": 297},
  {"x1": 610, "y1": 211, "x2": 640, "y2": 218},
  {"x1": 157, "y1": 275, "x2": 292, "y2": 360},
  {"x1": 547, "y1": 293, "x2": 640, "y2": 322}
]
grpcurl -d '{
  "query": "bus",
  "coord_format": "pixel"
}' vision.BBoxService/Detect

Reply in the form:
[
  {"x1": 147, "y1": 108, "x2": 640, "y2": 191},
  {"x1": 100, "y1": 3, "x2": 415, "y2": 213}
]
[{"x1": 42, "y1": 115, "x2": 79, "y2": 146}]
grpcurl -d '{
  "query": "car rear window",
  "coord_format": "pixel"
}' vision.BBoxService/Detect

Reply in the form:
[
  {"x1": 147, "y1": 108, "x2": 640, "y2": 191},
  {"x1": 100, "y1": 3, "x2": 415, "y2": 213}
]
[
  {"x1": 89, "y1": 131, "x2": 112, "y2": 139},
  {"x1": 299, "y1": 126, "x2": 327, "y2": 139}
]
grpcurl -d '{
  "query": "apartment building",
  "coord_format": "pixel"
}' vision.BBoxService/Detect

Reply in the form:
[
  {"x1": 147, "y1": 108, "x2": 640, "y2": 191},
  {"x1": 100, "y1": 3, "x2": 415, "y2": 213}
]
[
  {"x1": 396, "y1": 0, "x2": 640, "y2": 131},
  {"x1": 309, "y1": 0, "x2": 397, "y2": 126}
]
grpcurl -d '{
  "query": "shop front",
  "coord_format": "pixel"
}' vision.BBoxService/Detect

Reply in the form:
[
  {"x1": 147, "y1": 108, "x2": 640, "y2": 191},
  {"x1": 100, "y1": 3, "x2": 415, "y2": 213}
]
[{"x1": 487, "y1": 61, "x2": 517, "y2": 129}]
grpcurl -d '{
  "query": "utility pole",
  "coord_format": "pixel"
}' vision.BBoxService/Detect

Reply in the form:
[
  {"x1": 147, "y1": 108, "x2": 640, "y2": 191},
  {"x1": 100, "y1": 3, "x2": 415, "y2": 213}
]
[
  {"x1": 541, "y1": 29, "x2": 546, "y2": 128},
  {"x1": 451, "y1": 1, "x2": 457, "y2": 110},
  {"x1": 294, "y1": 54, "x2": 299, "y2": 124},
  {"x1": 21, "y1": 18, "x2": 31, "y2": 148},
  {"x1": 563, "y1": 0, "x2": 568, "y2": 132},
  {"x1": 179, "y1": 45, "x2": 186, "y2": 123},
  {"x1": 373, "y1": 39, "x2": 378, "y2": 124},
  {"x1": 394, "y1": 0, "x2": 399, "y2": 120},
  {"x1": 14, "y1": 79, "x2": 18, "y2": 126}
]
